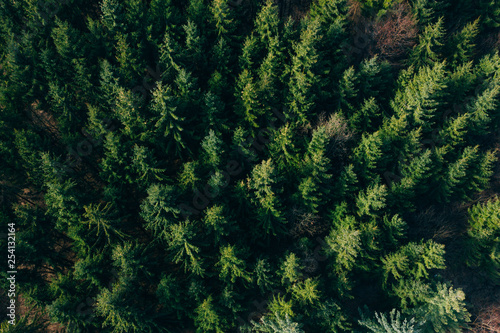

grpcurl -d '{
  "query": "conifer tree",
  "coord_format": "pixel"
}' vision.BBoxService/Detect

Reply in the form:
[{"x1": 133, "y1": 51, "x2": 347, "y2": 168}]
[
  {"x1": 239, "y1": 34, "x2": 260, "y2": 71},
  {"x1": 254, "y1": 0, "x2": 280, "y2": 47},
  {"x1": 391, "y1": 61, "x2": 447, "y2": 130},
  {"x1": 95, "y1": 242, "x2": 160, "y2": 332},
  {"x1": 167, "y1": 220, "x2": 205, "y2": 276},
  {"x1": 130, "y1": 145, "x2": 166, "y2": 186},
  {"x1": 101, "y1": 0, "x2": 124, "y2": 33},
  {"x1": 248, "y1": 159, "x2": 286, "y2": 236},
  {"x1": 248, "y1": 313, "x2": 305, "y2": 333},
  {"x1": 100, "y1": 131, "x2": 132, "y2": 186},
  {"x1": 216, "y1": 244, "x2": 252, "y2": 284},
  {"x1": 210, "y1": 0, "x2": 235, "y2": 37},
  {"x1": 287, "y1": 18, "x2": 321, "y2": 124},
  {"x1": 194, "y1": 296, "x2": 225, "y2": 333},
  {"x1": 413, "y1": 283, "x2": 470, "y2": 333},
  {"x1": 182, "y1": 19, "x2": 206, "y2": 74},
  {"x1": 356, "y1": 183, "x2": 388, "y2": 218},
  {"x1": 253, "y1": 258, "x2": 276, "y2": 293},
  {"x1": 203, "y1": 204, "x2": 237, "y2": 243},
  {"x1": 358, "y1": 308, "x2": 422, "y2": 333},
  {"x1": 478, "y1": 0, "x2": 500, "y2": 28},
  {"x1": 464, "y1": 198, "x2": 500, "y2": 282},
  {"x1": 279, "y1": 252, "x2": 303, "y2": 286},
  {"x1": 267, "y1": 124, "x2": 300, "y2": 173},
  {"x1": 156, "y1": 273, "x2": 185, "y2": 320},
  {"x1": 291, "y1": 277, "x2": 321, "y2": 306},
  {"x1": 235, "y1": 69, "x2": 262, "y2": 129},
  {"x1": 446, "y1": 19, "x2": 479, "y2": 67},
  {"x1": 113, "y1": 87, "x2": 148, "y2": 141},
  {"x1": 83, "y1": 202, "x2": 127, "y2": 248},
  {"x1": 465, "y1": 81, "x2": 500, "y2": 136},
  {"x1": 201, "y1": 129, "x2": 225, "y2": 169},
  {"x1": 149, "y1": 82, "x2": 188, "y2": 157},
  {"x1": 114, "y1": 32, "x2": 141, "y2": 83},
  {"x1": 381, "y1": 240, "x2": 446, "y2": 295},
  {"x1": 409, "y1": 18, "x2": 445, "y2": 68},
  {"x1": 267, "y1": 295, "x2": 295, "y2": 319},
  {"x1": 410, "y1": 0, "x2": 448, "y2": 26},
  {"x1": 140, "y1": 184, "x2": 180, "y2": 240},
  {"x1": 439, "y1": 146, "x2": 495, "y2": 202},
  {"x1": 353, "y1": 132, "x2": 384, "y2": 182}
]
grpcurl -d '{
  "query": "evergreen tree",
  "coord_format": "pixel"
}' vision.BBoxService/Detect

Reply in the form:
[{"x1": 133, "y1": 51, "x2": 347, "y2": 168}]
[
  {"x1": 409, "y1": 18, "x2": 445, "y2": 68},
  {"x1": 203, "y1": 204, "x2": 237, "y2": 243},
  {"x1": 254, "y1": 0, "x2": 280, "y2": 48},
  {"x1": 358, "y1": 308, "x2": 423, "y2": 333},
  {"x1": 167, "y1": 220, "x2": 205, "y2": 276},
  {"x1": 248, "y1": 159, "x2": 286, "y2": 236},
  {"x1": 235, "y1": 69, "x2": 262, "y2": 129},
  {"x1": 156, "y1": 273, "x2": 185, "y2": 320},
  {"x1": 201, "y1": 129, "x2": 225, "y2": 169},
  {"x1": 413, "y1": 283, "x2": 471, "y2": 333},
  {"x1": 279, "y1": 252, "x2": 303, "y2": 286},
  {"x1": 140, "y1": 184, "x2": 180, "y2": 240},
  {"x1": 210, "y1": 0, "x2": 235, "y2": 37},
  {"x1": 149, "y1": 82, "x2": 188, "y2": 157},
  {"x1": 83, "y1": 202, "x2": 127, "y2": 247},
  {"x1": 194, "y1": 296, "x2": 225, "y2": 333},
  {"x1": 464, "y1": 198, "x2": 500, "y2": 282},
  {"x1": 216, "y1": 244, "x2": 252, "y2": 284},
  {"x1": 248, "y1": 313, "x2": 305, "y2": 333},
  {"x1": 445, "y1": 19, "x2": 479, "y2": 67},
  {"x1": 356, "y1": 183, "x2": 387, "y2": 218},
  {"x1": 478, "y1": 0, "x2": 500, "y2": 28},
  {"x1": 253, "y1": 258, "x2": 276, "y2": 293},
  {"x1": 291, "y1": 277, "x2": 321, "y2": 306},
  {"x1": 287, "y1": 19, "x2": 321, "y2": 124}
]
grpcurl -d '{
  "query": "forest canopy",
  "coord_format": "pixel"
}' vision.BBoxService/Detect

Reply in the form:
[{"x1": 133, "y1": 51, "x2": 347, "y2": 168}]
[{"x1": 0, "y1": 0, "x2": 500, "y2": 332}]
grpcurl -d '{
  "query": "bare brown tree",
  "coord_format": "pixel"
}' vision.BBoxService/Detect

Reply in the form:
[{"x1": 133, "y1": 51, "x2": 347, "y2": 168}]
[{"x1": 371, "y1": 2, "x2": 418, "y2": 64}]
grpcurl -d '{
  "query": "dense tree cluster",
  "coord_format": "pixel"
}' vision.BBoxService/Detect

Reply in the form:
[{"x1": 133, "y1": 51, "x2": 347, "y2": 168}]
[{"x1": 0, "y1": 0, "x2": 499, "y2": 332}]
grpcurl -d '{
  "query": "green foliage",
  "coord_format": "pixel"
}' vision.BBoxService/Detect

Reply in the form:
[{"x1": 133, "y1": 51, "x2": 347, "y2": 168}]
[
  {"x1": 383, "y1": 240, "x2": 446, "y2": 284},
  {"x1": 325, "y1": 216, "x2": 362, "y2": 273},
  {"x1": 248, "y1": 313, "x2": 305, "y2": 333},
  {"x1": 446, "y1": 19, "x2": 479, "y2": 67},
  {"x1": 167, "y1": 220, "x2": 205, "y2": 276},
  {"x1": 202, "y1": 129, "x2": 225, "y2": 168},
  {"x1": 287, "y1": 19, "x2": 321, "y2": 124},
  {"x1": 357, "y1": 183, "x2": 387, "y2": 217},
  {"x1": 253, "y1": 258, "x2": 276, "y2": 293},
  {"x1": 358, "y1": 308, "x2": 423, "y2": 333},
  {"x1": 478, "y1": 0, "x2": 500, "y2": 28},
  {"x1": 194, "y1": 296, "x2": 225, "y2": 333},
  {"x1": 413, "y1": 283, "x2": 471, "y2": 333},
  {"x1": 210, "y1": 0, "x2": 235, "y2": 36},
  {"x1": 216, "y1": 244, "x2": 252, "y2": 284},
  {"x1": 291, "y1": 277, "x2": 321, "y2": 306},
  {"x1": 2, "y1": 1, "x2": 499, "y2": 332},
  {"x1": 140, "y1": 184, "x2": 180, "y2": 240},
  {"x1": 409, "y1": 18, "x2": 445, "y2": 68},
  {"x1": 279, "y1": 252, "x2": 303, "y2": 286},
  {"x1": 464, "y1": 197, "x2": 500, "y2": 282},
  {"x1": 150, "y1": 82, "x2": 189, "y2": 157}
]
